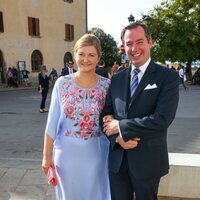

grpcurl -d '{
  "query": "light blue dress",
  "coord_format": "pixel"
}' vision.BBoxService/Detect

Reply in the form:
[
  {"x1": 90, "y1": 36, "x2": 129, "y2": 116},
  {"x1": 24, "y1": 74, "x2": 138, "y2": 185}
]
[{"x1": 45, "y1": 74, "x2": 111, "y2": 200}]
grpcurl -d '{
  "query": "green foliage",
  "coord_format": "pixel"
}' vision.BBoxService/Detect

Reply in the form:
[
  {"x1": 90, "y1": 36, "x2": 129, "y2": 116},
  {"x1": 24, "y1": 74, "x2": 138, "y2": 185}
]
[
  {"x1": 88, "y1": 28, "x2": 120, "y2": 67},
  {"x1": 142, "y1": 0, "x2": 200, "y2": 64}
]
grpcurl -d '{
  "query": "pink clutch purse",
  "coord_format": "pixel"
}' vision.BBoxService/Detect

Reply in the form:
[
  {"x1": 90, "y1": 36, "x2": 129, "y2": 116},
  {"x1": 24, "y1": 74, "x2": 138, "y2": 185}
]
[{"x1": 47, "y1": 167, "x2": 57, "y2": 187}]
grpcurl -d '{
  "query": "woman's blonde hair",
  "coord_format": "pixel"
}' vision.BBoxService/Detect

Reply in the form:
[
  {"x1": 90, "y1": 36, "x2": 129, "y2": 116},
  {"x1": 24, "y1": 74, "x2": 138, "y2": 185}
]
[{"x1": 73, "y1": 34, "x2": 102, "y2": 58}]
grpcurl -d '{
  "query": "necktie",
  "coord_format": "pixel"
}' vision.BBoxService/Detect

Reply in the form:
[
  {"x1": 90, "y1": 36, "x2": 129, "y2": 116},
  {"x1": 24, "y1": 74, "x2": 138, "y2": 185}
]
[{"x1": 130, "y1": 68, "x2": 140, "y2": 97}]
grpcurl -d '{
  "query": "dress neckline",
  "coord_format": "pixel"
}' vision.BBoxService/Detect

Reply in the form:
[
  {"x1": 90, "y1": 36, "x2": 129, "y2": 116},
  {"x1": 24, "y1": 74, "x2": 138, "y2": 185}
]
[{"x1": 71, "y1": 73, "x2": 100, "y2": 90}]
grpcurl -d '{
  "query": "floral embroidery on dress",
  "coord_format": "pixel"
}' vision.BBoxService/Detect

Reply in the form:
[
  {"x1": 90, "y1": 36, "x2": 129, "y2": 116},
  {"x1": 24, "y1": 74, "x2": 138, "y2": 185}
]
[{"x1": 61, "y1": 75, "x2": 110, "y2": 139}]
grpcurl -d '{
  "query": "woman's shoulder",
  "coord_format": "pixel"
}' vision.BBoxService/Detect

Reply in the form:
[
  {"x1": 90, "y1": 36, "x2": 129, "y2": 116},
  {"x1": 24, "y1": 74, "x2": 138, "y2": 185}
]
[
  {"x1": 98, "y1": 76, "x2": 110, "y2": 92},
  {"x1": 98, "y1": 75, "x2": 110, "y2": 85},
  {"x1": 54, "y1": 75, "x2": 74, "y2": 87}
]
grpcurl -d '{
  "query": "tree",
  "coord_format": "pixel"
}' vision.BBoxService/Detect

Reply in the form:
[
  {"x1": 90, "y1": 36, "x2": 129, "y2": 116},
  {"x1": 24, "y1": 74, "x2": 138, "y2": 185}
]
[
  {"x1": 142, "y1": 0, "x2": 200, "y2": 81},
  {"x1": 88, "y1": 28, "x2": 120, "y2": 68}
]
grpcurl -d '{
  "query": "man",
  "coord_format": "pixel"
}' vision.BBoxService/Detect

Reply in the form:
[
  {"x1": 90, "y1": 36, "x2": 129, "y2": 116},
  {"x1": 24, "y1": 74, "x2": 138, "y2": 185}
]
[
  {"x1": 178, "y1": 64, "x2": 187, "y2": 90},
  {"x1": 95, "y1": 59, "x2": 110, "y2": 78},
  {"x1": 61, "y1": 60, "x2": 76, "y2": 76},
  {"x1": 12, "y1": 66, "x2": 19, "y2": 87},
  {"x1": 102, "y1": 22, "x2": 179, "y2": 200}
]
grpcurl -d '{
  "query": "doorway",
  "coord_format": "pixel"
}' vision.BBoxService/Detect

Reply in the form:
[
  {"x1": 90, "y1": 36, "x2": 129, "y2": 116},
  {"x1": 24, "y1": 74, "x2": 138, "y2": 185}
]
[{"x1": 0, "y1": 50, "x2": 6, "y2": 84}]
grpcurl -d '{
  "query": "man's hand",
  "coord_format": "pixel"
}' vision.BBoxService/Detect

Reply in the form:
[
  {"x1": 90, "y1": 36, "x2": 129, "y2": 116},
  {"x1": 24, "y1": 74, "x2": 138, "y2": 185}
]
[
  {"x1": 103, "y1": 115, "x2": 119, "y2": 136},
  {"x1": 117, "y1": 137, "x2": 140, "y2": 150}
]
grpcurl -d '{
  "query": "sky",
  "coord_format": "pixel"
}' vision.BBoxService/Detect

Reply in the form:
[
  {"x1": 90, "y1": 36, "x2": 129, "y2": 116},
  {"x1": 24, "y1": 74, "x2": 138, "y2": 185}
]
[{"x1": 87, "y1": 0, "x2": 163, "y2": 45}]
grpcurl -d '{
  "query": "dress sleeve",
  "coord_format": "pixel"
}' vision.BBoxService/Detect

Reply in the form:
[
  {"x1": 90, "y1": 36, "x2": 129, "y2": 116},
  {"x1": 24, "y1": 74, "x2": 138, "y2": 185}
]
[{"x1": 45, "y1": 79, "x2": 61, "y2": 140}]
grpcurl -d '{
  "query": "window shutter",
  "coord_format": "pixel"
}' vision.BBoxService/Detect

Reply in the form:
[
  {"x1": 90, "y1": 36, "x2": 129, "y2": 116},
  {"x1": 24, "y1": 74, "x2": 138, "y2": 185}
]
[
  {"x1": 35, "y1": 18, "x2": 40, "y2": 36},
  {"x1": 70, "y1": 25, "x2": 74, "y2": 40},
  {"x1": 65, "y1": 24, "x2": 74, "y2": 41},
  {"x1": 0, "y1": 12, "x2": 4, "y2": 32},
  {"x1": 28, "y1": 17, "x2": 33, "y2": 35},
  {"x1": 65, "y1": 24, "x2": 69, "y2": 40}
]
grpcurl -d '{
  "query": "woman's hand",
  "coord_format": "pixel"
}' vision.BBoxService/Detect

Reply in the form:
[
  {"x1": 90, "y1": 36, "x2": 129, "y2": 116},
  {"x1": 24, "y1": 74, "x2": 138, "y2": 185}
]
[
  {"x1": 42, "y1": 155, "x2": 54, "y2": 175},
  {"x1": 39, "y1": 88, "x2": 43, "y2": 94}
]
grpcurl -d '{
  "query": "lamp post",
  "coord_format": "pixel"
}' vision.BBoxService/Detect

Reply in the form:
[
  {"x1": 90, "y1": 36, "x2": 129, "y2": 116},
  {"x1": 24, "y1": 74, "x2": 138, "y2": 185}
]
[{"x1": 128, "y1": 14, "x2": 135, "y2": 23}]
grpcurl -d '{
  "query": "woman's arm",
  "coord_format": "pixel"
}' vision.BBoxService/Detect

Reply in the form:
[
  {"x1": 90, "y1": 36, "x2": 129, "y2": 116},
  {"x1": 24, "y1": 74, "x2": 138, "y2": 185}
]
[{"x1": 42, "y1": 133, "x2": 54, "y2": 175}]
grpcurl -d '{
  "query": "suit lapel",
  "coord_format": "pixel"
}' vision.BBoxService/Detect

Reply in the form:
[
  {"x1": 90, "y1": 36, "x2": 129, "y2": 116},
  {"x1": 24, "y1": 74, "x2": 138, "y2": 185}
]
[
  {"x1": 128, "y1": 61, "x2": 157, "y2": 109},
  {"x1": 122, "y1": 67, "x2": 132, "y2": 110}
]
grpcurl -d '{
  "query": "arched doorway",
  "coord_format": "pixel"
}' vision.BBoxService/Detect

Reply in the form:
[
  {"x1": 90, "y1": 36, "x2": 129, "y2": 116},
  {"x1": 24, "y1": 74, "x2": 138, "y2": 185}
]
[
  {"x1": 0, "y1": 50, "x2": 6, "y2": 84},
  {"x1": 63, "y1": 52, "x2": 73, "y2": 67},
  {"x1": 31, "y1": 50, "x2": 43, "y2": 71}
]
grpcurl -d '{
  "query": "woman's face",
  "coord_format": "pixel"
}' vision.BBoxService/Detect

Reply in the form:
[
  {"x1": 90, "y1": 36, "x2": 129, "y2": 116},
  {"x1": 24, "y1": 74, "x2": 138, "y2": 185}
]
[{"x1": 75, "y1": 45, "x2": 99, "y2": 73}]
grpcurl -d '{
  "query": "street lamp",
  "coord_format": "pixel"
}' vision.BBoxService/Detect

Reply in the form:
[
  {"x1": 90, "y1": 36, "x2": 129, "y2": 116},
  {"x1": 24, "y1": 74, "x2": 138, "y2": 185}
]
[{"x1": 128, "y1": 14, "x2": 135, "y2": 23}]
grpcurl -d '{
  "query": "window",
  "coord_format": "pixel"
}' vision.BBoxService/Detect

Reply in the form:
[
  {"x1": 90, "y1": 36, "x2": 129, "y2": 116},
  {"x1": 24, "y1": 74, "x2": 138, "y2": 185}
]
[
  {"x1": 31, "y1": 50, "x2": 43, "y2": 71},
  {"x1": 0, "y1": 12, "x2": 4, "y2": 32},
  {"x1": 28, "y1": 17, "x2": 40, "y2": 37},
  {"x1": 64, "y1": 0, "x2": 73, "y2": 3},
  {"x1": 65, "y1": 24, "x2": 74, "y2": 41}
]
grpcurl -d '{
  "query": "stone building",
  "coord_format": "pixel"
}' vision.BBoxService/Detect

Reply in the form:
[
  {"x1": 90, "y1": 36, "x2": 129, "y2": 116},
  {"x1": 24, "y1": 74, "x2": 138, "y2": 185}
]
[{"x1": 0, "y1": 0, "x2": 87, "y2": 85}]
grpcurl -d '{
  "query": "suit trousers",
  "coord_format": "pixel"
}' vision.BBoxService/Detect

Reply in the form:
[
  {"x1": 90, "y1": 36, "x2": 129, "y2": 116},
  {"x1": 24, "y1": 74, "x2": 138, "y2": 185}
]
[
  {"x1": 109, "y1": 151, "x2": 160, "y2": 200},
  {"x1": 40, "y1": 88, "x2": 48, "y2": 109}
]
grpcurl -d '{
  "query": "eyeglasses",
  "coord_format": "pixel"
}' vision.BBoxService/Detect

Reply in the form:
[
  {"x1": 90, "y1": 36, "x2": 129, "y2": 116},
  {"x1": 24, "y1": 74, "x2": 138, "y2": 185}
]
[{"x1": 68, "y1": 63, "x2": 73, "y2": 65}]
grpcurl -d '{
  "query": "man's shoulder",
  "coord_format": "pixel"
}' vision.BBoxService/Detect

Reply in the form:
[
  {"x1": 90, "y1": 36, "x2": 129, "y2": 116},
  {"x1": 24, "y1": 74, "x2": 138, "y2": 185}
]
[
  {"x1": 116, "y1": 66, "x2": 129, "y2": 76},
  {"x1": 111, "y1": 67, "x2": 129, "y2": 82},
  {"x1": 152, "y1": 62, "x2": 179, "y2": 80},
  {"x1": 152, "y1": 61, "x2": 172, "y2": 73}
]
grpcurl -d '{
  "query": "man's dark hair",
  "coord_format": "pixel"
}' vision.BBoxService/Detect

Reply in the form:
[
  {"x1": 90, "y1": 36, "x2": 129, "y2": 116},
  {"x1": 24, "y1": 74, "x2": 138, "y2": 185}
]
[
  {"x1": 121, "y1": 22, "x2": 151, "y2": 44},
  {"x1": 98, "y1": 59, "x2": 105, "y2": 66}
]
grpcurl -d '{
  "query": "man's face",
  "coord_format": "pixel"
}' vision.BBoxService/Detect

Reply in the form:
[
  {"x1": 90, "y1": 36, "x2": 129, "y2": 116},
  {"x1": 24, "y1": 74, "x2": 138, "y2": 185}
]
[
  {"x1": 68, "y1": 62, "x2": 73, "y2": 68},
  {"x1": 124, "y1": 26, "x2": 152, "y2": 67}
]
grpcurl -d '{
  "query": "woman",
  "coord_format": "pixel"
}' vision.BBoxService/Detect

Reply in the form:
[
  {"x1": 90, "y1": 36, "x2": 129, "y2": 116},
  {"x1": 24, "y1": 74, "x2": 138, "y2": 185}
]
[
  {"x1": 22, "y1": 69, "x2": 30, "y2": 87},
  {"x1": 42, "y1": 34, "x2": 111, "y2": 200},
  {"x1": 38, "y1": 65, "x2": 50, "y2": 113}
]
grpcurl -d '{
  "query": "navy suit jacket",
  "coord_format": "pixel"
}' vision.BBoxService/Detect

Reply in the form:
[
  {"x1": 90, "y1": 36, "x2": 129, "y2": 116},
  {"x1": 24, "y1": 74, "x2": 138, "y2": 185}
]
[
  {"x1": 102, "y1": 60, "x2": 179, "y2": 180},
  {"x1": 95, "y1": 67, "x2": 109, "y2": 78},
  {"x1": 62, "y1": 67, "x2": 76, "y2": 76}
]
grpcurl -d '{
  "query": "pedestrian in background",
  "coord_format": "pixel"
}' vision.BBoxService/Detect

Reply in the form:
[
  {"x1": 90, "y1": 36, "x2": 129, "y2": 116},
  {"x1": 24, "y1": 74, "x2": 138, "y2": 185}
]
[
  {"x1": 42, "y1": 34, "x2": 111, "y2": 200},
  {"x1": 95, "y1": 59, "x2": 110, "y2": 78},
  {"x1": 49, "y1": 68, "x2": 58, "y2": 86},
  {"x1": 116, "y1": 60, "x2": 126, "y2": 72},
  {"x1": 178, "y1": 64, "x2": 187, "y2": 90},
  {"x1": 21, "y1": 69, "x2": 30, "y2": 87},
  {"x1": 61, "y1": 60, "x2": 76, "y2": 76},
  {"x1": 38, "y1": 65, "x2": 50, "y2": 113},
  {"x1": 102, "y1": 22, "x2": 179, "y2": 200},
  {"x1": 110, "y1": 61, "x2": 119, "y2": 77},
  {"x1": 12, "y1": 66, "x2": 19, "y2": 87},
  {"x1": 7, "y1": 67, "x2": 13, "y2": 87}
]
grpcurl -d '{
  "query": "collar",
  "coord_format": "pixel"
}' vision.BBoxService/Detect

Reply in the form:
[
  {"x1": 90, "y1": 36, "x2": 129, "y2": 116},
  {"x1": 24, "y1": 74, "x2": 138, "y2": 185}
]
[{"x1": 131, "y1": 57, "x2": 151, "y2": 75}]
